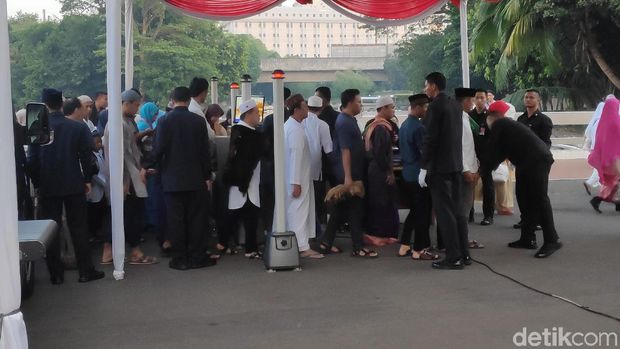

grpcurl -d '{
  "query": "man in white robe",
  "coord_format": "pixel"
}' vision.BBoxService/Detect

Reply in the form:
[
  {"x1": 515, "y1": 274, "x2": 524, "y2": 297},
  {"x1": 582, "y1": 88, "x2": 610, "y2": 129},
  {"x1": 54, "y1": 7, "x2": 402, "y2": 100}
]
[
  {"x1": 303, "y1": 95, "x2": 333, "y2": 235},
  {"x1": 283, "y1": 94, "x2": 324, "y2": 259}
]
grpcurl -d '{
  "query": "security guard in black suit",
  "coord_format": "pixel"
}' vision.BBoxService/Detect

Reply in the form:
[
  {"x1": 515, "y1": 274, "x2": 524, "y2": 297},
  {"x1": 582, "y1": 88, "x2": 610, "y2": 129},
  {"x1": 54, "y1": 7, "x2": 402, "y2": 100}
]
[
  {"x1": 29, "y1": 88, "x2": 104, "y2": 284},
  {"x1": 483, "y1": 101, "x2": 562, "y2": 258},
  {"x1": 419, "y1": 72, "x2": 468, "y2": 270},
  {"x1": 469, "y1": 89, "x2": 494, "y2": 225}
]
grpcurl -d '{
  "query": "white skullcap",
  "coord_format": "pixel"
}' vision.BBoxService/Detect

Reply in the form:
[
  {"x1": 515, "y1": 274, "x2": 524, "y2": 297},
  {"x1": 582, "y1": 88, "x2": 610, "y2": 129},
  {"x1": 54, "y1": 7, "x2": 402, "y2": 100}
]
[
  {"x1": 239, "y1": 99, "x2": 257, "y2": 115},
  {"x1": 376, "y1": 96, "x2": 394, "y2": 109},
  {"x1": 78, "y1": 95, "x2": 93, "y2": 104},
  {"x1": 307, "y1": 95, "x2": 322, "y2": 108}
]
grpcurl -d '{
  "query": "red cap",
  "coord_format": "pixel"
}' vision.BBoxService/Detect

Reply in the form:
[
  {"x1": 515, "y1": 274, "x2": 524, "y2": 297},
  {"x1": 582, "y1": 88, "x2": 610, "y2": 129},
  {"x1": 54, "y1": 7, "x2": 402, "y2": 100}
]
[{"x1": 488, "y1": 100, "x2": 510, "y2": 116}]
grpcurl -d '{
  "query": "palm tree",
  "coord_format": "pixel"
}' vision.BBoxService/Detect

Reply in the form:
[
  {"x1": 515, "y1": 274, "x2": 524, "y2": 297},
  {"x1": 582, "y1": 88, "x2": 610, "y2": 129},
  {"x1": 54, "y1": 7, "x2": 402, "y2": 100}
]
[{"x1": 470, "y1": 0, "x2": 620, "y2": 92}]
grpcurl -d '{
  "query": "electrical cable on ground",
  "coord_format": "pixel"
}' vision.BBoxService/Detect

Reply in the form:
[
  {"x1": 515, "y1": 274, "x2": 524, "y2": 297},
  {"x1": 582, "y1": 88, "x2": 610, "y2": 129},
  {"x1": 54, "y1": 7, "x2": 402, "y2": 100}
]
[{"x1": 472, "y1": 258, "x2": 620, "y2": 323}]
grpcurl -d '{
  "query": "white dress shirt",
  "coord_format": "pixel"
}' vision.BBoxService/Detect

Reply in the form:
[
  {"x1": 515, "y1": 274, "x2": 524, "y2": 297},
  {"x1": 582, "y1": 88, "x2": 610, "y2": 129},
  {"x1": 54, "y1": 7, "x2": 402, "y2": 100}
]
[
  {"x1": 462, "y1": 111, "x2": 479, "y2": 173},
  {"x1": 228, "y1": 120, "x2": 261, "y2": 209},
  {"x1": 189, "y1": 97, "x2": 215, "y2": 140},
  {"x1": 302, "y1": 112, "x2": 333, "y2": 181}
]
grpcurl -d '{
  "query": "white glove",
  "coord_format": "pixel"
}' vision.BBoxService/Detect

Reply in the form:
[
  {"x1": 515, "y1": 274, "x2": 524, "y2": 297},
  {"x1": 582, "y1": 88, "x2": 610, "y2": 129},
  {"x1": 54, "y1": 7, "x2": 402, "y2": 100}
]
[{"x1": 418, "y1": 169, "x2": 428, "y2": 188}]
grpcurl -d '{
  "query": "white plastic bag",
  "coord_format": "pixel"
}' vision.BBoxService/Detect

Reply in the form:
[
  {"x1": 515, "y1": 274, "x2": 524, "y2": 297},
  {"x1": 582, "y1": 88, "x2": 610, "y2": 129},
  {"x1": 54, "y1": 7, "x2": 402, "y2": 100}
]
[{"x1": 492, "y1": 163, "x2": 509, "y2": 183}]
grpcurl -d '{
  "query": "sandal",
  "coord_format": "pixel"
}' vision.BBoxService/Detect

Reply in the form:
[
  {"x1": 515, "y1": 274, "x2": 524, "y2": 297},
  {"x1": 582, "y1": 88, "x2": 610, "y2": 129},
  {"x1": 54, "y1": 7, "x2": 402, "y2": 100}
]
[
  {"x1": 129, "y1": 255, "x2": 158, "y2": 265},
  {"x1": 397, "y1": 247, "x2": 412, "y2": 257},
  {"x1": 351, "y1": 248, "x2": 378, "y2": 258},
  {"x1": 468, "y1": 240, "x2": 485, "y2": 249},
  {"x1": 319, "y1": 243, "x2": 343, "y2": 254},
  {"x1": 100, "y1": 259, "x2": 113, "y2": 265},
  {"x1": 244, "y1": 251, "x2": 263, "y2": 260},
  {"x1": 411, "y1": 249, "x2": 439, "y2": 261}
]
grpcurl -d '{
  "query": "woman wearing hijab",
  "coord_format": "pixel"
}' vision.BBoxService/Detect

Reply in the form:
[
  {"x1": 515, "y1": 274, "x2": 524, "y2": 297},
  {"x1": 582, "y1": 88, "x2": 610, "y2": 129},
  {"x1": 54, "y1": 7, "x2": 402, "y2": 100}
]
[
  {"x1": 588, "y1": 96, "x2": 620, "y2": 213},
  {"x1": 136, "y1": 102, "x2": 170, "y2": 252},
  {"x1": 206, "y1": 104, "x2": 228, "y2": 136}
]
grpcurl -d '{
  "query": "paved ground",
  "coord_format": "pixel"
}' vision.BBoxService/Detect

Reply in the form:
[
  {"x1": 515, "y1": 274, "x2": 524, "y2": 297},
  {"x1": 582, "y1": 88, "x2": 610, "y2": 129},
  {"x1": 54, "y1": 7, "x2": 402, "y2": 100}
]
[{"x1": 21, "y1": 180, "x2": 620, "y2": 349}]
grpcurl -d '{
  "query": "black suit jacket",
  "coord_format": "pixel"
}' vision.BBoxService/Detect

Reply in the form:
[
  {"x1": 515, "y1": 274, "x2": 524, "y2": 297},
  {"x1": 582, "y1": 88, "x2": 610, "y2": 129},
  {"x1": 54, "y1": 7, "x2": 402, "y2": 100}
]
[
  {"x1": 517, "y1": 110, "x2": 553, "y2": 148},
  {"x1": 420, "y1": 92, "x2": 463, "y2": 174},
  {"x1": 29, "y1": 112, "x2": 94, "y2": 197},
  {"x1": 483, "y1": 118, "x2": 553, "y2": 172},
  {"x1": 152, "y1": 106, "x2": 211, "y2": 192}
]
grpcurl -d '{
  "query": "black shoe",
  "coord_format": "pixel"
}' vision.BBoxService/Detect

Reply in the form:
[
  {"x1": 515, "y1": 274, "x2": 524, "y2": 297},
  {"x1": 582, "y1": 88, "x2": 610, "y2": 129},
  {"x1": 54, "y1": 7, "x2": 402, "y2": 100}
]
[
  {"x1": 480, "y1": 218, "x2": 493, "y2": 226},
  {"x1": 535, "y1": 225, "x2": 542, "y2": 231},
  {"x1": 78, "y1": 269, "x2": 104, "y2": 283},
  {"x1": 590, "y1": 197, "x2": 602, "y2": 214},
  {"x1": 190, "y1": 255, "x2": 217, "y2": 269},
  {"x1": 463, "y1": 256, "x2": 472, "y2": 266},
  {"x1": 50, "y1": 274, "x2": 64, "y2": 285},
  {"x1": 513, "y1": 221, "x2": 522, "y2": 229},
  {"x1": 169, "y1": 257, "x2": 190, "y2": 271},
  {"x1": 432, "y1": 259, "x2": 464, "y2": 270},
  {"x1": 616, "y1": 203, "x2": 620, "y2": 212},
  {"x1": 508, "y1": 239, "x2": 538, "y2": 250},
  {"x1": 534, "y1": 242, "x2": 563, "y2": 258}
]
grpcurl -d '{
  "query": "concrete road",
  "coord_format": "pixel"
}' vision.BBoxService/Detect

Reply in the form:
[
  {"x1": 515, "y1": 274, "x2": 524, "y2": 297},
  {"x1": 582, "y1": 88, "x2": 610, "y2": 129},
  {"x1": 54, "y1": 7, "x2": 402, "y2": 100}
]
[{"x1": 21, "y1": 181, "x2": 620, "y2": 349}]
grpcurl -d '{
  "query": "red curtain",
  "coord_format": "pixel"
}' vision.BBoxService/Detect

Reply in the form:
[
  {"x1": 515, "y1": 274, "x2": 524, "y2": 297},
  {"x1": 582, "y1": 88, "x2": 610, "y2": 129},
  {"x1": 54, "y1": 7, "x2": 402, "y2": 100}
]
[
  {"x1": 331, "y1": 0, "x2": 446, "y2": 20},
  {"x1": 164, "y1": 0, "x2": 283, "y2": 18}
]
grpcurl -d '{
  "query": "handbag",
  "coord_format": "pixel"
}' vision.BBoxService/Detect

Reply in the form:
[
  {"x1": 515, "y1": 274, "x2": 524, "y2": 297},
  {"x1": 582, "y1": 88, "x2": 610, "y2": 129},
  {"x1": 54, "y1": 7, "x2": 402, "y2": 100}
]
[{"x1": 492, "y1": 163, "x2": 509, "y2": 183}]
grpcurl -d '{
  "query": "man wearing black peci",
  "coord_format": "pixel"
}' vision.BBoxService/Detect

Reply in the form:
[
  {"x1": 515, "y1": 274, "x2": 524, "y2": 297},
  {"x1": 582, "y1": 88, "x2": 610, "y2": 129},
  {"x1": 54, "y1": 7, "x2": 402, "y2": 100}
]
[
  {"x1": 483, "y1": 101, "x2": 562, "y2": 258},
  {"x1": 419, "y1": 72, "x2": 468, "y2": 270},
  {"x1": 29, "y1": 88, "x2": 104, "y2": 284},
  {"x1": 151, "y1": 86, "x2": 215, "y2": 270}
]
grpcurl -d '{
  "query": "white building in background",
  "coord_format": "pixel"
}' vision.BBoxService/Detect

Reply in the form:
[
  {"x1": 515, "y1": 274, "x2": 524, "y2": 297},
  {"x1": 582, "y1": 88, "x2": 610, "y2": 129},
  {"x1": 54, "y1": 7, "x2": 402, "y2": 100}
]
[{"x1": 222, "y1": 0, "x2": 442, "y2": 58}]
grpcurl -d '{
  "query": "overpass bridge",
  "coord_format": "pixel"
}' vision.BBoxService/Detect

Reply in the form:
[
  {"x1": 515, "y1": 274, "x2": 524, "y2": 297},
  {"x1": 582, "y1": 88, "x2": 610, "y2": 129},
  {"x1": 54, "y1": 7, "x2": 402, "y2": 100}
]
[{"x1": 258, "y1": 57, "x2": 387, "y2": 83}]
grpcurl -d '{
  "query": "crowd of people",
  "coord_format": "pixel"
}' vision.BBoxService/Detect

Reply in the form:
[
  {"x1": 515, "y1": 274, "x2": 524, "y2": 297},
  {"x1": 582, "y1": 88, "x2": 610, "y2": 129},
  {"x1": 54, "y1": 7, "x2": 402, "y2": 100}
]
[{"x1": 16, "y1": 71, "x2": 581, "y2": 284}]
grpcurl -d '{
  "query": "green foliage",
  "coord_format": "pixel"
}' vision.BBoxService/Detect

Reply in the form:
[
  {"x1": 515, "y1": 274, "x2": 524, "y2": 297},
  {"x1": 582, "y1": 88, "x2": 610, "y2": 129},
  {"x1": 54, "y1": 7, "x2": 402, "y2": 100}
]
[
  {"x1": 331, "y1": 71, "x2": 375, "y2": 97},
  {"x1": 9, "y1": 0, "x2": 279, "y2": 108}
]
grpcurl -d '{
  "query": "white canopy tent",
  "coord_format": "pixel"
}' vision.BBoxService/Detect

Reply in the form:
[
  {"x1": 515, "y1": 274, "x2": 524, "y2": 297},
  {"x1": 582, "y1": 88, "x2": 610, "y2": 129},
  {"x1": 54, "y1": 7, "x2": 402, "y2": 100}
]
[{"x1": 0, "y1": 0, "x2": 472, "y2": 346}]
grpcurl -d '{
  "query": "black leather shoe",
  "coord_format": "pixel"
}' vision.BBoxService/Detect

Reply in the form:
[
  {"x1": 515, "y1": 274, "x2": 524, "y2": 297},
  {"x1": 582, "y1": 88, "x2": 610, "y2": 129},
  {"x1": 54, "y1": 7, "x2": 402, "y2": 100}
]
[
  {"x1": 513, "y1": 221, "x2": 522, "y2": 229},
  {"x1": 463, "y1": 256, "x2": 472, "y2": 266},
  {"x1": 534, "y1": 242, "x2": 562, "y2": 258},
  {"x1": 169, "y1": 257, "x2": 191, "y2": 270},
  {"x1": 190, "y1": 255, "x2": 217, "y2": 269},
  {"x1": 508, "y1": 239, "x2": 538, "y2": 250},
  {"x1": 50, "y1": 274, "x2": 64, "y2": 285},
  {"x1": 432, "y1": 259, "x2": 464, "y2": 270},
  {"x1": 480, "y1": 218, "x2": 493, "y2": 226},
  {"x1": 616, "y1": 203, "x2": 620, "y2": 212},
  {"x1": 590, "y1": 197, "x2": 602, "y2": 214},
  {"x1": 78, "y1": 269, "x2": 104, "y2": 283}
]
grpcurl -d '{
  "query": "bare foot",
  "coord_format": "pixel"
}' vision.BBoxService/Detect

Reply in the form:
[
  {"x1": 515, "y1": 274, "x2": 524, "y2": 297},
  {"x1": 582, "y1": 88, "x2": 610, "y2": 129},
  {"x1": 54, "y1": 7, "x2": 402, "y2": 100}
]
[{"x1": 300, "y1": 249, "x2": 325, "y2": 259}]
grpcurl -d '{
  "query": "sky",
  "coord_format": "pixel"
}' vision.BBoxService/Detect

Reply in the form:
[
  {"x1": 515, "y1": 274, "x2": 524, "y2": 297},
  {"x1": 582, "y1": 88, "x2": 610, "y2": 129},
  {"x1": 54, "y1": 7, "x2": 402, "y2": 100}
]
[
  {"x1": 6, "y1": 0, "x2": 297, "y2": 19},
  {"x1": 7, "y1": 0, "x2": 62, "y2": 18}
]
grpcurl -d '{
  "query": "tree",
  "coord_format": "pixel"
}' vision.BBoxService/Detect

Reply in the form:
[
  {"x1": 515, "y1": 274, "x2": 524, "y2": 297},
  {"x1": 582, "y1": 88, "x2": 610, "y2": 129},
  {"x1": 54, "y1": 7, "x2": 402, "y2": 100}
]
[
  {"x1": 470, "y1": 0, "x2": 620, "y2": 100},
  {"x1": 331, "y1": 71, "x2": 375, "y2": 97}
]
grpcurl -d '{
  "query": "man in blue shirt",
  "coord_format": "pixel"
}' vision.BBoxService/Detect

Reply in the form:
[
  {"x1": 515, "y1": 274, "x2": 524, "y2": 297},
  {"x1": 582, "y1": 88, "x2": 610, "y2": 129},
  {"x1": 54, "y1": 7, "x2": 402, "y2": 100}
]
[
  {"x1": 319, "y1": 89, "x2": 378, "y2": 258},
  {"x1": 398, "y1": 94, "x2": 439, "y2": 261}
]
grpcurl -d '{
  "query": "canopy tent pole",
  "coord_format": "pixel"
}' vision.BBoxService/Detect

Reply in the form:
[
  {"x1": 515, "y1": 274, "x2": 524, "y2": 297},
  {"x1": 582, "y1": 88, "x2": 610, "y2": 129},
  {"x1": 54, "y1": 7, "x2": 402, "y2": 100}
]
[
  {"x1": 459, "y1": 0, "x2": 470, "y2": 87},
  {"x1": 271, "y1": 70, "x2": 286, "y2": 233},
  {"x1": 124, "y1": 0, "x2": 134, "y2": 89},
  {"x1": 0, "y1": 1, "x2": 28, "y2": 347},
  {"x1": 107, "y1": 0, "x2": 126, "y2": 280}
]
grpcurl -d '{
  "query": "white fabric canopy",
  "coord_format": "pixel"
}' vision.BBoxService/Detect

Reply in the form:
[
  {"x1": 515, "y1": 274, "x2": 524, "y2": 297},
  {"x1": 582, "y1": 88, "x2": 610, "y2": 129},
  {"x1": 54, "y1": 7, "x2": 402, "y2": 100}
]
[{"x1": 0, "y1": 0, "x2": 28, "y2": 347}]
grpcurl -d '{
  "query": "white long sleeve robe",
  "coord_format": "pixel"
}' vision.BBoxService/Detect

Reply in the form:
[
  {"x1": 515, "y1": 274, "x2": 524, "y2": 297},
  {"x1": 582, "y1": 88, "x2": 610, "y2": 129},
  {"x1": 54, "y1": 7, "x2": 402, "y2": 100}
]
[{"x1": 281, "y1": 117, "x2": 315, "y2": 251}]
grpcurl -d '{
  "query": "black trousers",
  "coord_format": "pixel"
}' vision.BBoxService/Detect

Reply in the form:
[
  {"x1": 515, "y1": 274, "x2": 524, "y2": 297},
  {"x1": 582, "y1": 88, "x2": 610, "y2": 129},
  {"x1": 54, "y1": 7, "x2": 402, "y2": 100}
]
[
  {"x1": 223, "y1": 200, "x2": 260, "y2": 253},
  {"x1": 314, "y1": 179, "x2": 327, "y2": 233},
  {"x1": 164, "y1": 190, "x2": 207, "y2": 260},
  {"x1": 105, "y1": 195, "x2": 144, "y2": 248},
  {"x1": 259, "y1": 183, "x2": 275, "y2": 235},
  {"x1": 40, "y1": 194, "x2": 94, "y2": 277},
  {"x1": 87, "y1": 198, "x2": 109, "y2": 240},
  {"x1": 401, "y1": 181, "x2": 433, "y2": 251},
  {"x1": 428, "y1": 172, "x2": 469, "y2": 262},
  {"x1": 480, "y1": 167, "x2": 495, "y2": 219},
  {"x1": 321, "y1": 196, "x2": 364, "y2": 251},
  {"x1": 515, "y1": 163, "x2": 559, "y2": 244}
]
